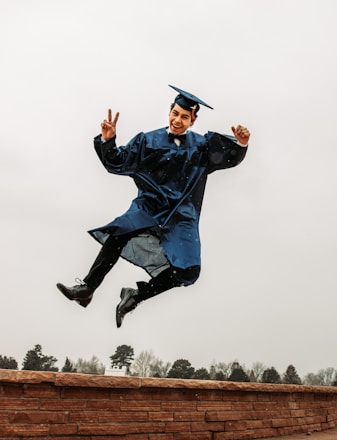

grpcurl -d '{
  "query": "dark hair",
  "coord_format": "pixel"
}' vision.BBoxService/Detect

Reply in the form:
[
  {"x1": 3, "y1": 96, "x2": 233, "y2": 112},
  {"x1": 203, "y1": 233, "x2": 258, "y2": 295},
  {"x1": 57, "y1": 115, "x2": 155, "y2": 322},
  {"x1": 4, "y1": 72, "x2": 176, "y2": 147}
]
[{"x1": 169, "y1": 102, "x2": 198, "y2": 120}]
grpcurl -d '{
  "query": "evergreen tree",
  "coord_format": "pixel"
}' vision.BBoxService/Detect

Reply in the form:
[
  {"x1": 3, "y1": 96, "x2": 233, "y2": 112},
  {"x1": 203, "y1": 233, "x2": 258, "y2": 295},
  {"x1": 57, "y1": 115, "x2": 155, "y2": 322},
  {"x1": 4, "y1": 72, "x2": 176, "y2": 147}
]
[
  {"x1": 193, "y1": 368, "x2": 210, "y2": 380},
  {"x1": 283, "y1": 364, "x2": 302, "y2": 385},
  {"x1": 214, "y1": 370, "x2": 226, "y2": 381},
  {"x1": 61, "y1": 357, "x2": 77, "y2": 373},
  {"x1": 0, "y1": 355, "x2": 18, "y2": 370},
  {"x1": 228, "y1": 362, "x2": 250, "y2": 382},
  {"x1": 110, "y1": 345, "x2": 134, "y2": 374},
  {"x1": 22, "y1": 344, "x2": 58, "y2": 372},
  {"x1": 167, "y1": 359, "x2": 195, "y2": 379},
  {"x1": 261, "y1": 367, "x2": 281, "y2": 384}
]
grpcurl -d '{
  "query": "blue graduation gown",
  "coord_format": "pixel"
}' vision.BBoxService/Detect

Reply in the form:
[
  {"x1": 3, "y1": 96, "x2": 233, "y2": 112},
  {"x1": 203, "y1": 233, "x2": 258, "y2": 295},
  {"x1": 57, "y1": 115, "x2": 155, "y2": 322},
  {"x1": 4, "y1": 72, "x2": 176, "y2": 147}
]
[{"x1": 88, "y1": 127, "x2": 247, "y2": 280}]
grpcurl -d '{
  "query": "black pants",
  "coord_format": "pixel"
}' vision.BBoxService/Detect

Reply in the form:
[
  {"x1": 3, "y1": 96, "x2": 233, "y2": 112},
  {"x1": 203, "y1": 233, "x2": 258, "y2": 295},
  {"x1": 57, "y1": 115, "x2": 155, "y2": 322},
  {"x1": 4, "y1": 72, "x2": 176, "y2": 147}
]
[{"x1": 83, "y1": 232, "x2": 200, "y2": 300}]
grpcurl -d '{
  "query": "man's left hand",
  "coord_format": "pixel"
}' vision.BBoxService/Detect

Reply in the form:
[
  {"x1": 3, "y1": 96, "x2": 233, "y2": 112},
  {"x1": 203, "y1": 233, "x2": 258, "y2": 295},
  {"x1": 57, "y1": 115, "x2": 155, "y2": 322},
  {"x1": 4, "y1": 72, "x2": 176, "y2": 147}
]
[{"x1": 231, "y1": 125, "x2": 250, "y2": 146}]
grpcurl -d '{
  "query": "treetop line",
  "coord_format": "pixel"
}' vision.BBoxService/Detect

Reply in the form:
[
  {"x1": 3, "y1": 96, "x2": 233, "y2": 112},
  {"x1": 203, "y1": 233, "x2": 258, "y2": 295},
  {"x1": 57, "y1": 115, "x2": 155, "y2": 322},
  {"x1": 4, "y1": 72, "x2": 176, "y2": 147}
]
[{"x1": 1, "y1": 344, "x2": 336, "y2": 387}]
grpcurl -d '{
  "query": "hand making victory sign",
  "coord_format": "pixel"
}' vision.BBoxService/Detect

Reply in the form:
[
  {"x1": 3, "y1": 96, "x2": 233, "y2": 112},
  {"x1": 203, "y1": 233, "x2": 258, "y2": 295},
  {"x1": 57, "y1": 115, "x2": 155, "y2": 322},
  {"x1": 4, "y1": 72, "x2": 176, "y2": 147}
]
[{"x1": 101, "y1": 109, "x2": 120, "y2": 141}]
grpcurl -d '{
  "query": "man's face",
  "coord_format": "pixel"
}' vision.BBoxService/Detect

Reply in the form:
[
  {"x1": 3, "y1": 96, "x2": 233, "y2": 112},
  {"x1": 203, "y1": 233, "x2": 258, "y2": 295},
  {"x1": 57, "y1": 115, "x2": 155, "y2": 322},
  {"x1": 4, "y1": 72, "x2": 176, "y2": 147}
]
[{"x1": 169, "y1": 104, "x2": 194, "y2": 135}]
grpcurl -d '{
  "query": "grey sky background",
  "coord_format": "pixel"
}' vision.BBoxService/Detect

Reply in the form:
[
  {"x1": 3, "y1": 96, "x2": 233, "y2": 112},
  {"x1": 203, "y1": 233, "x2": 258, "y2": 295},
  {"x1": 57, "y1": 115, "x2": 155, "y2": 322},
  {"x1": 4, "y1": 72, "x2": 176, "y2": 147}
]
[{"x1": 1, "y1": 0, "x2": 336, "y2": 377}]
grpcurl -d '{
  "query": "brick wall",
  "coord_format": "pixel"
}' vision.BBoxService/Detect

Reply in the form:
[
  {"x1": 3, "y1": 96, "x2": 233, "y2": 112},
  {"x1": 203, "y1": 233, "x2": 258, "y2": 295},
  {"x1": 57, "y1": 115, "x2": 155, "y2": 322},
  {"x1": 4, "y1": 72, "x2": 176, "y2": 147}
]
[{"x1": 1, "y1": 370, "x2": 337, "y2": 439}]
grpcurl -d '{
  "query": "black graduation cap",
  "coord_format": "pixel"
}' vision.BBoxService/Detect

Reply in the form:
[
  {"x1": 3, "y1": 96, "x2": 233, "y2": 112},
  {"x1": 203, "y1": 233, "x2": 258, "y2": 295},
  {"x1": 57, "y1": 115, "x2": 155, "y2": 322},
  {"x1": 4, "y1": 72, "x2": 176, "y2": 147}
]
[{"x1": 169, "y1": 85, "x2": 214, "y2": 116}]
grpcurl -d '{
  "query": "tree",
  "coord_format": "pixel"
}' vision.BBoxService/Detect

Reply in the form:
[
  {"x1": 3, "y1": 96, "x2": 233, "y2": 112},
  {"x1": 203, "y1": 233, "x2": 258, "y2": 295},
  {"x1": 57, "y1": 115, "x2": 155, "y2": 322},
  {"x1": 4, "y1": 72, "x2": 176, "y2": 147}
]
[
  {"x1": 316, "y1": 368, "x2": 336, "y2": 386},
  {"x1": 214, "y1": 370, "x2": 226, "y2": 381},
  {"x1": 303, "y1": 373, "x2": 323, "y2": 386},
  {"x1": 22, "y1": 344, "x2": 58, "y2": 371},
  {"x1": 261, "y1": 367, "x2": 281, "y2": 384},
  {"x1": 0, "y1": 355, "x2": 18, "y2": 370},
  {"x1": 131, "y1": 351, "x2": 171, "y2": 378},
  {"x1": 61, "y1": 357, "x2": 77, "y2": 373},
  {"x1": 283, "y1": 365, "x2": 302, "y2": 385},
  {"x1": 131, "y1": 350, "x2": 156, "y2": 377},
  {"x1": 209, "y1": 362, "x2": 232, "y2": 381},
  {"x1": 110, "y1": 345, "x2": 134, "y2": 374},
  {"x1": 149, "y1": 359, "x2": 171, "y2": 378},
  {"x1": 193, "y1": 368, "x2": 210, "y2": 380},
  {"x1": 167, "y1": 359, "x2": 195, "y2": 379},
  {"x1": 250, "y1": 361, "x2": 267, "y2": 382},
  {"x1": 75, "y1": 356, "x2": 105, "y2": 375},
  {"x1": 228, "y1": 362, "x2": 250, "y2": 382}
]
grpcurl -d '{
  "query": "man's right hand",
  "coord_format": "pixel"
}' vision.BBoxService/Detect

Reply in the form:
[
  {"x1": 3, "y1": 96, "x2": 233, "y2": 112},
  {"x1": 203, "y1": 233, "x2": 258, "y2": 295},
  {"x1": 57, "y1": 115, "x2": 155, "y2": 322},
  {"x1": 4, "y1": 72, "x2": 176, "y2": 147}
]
[{"x1": 101, "y1": 109, "x2": 120, "y2": 141}]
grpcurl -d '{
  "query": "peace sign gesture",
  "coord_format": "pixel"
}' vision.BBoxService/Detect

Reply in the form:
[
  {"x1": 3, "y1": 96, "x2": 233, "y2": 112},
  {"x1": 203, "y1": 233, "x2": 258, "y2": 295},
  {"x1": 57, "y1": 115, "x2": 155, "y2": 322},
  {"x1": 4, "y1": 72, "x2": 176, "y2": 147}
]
[{"x1": 101, "y1": 109, "x2": 120, "y2": 141}]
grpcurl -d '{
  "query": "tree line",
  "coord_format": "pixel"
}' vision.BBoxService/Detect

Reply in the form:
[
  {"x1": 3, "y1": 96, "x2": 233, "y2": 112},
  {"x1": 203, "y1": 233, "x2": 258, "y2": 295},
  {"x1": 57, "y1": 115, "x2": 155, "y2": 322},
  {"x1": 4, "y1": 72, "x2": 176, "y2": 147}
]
[{"x1": 1, "y1": 344, "x2": 336, "y2": 387}]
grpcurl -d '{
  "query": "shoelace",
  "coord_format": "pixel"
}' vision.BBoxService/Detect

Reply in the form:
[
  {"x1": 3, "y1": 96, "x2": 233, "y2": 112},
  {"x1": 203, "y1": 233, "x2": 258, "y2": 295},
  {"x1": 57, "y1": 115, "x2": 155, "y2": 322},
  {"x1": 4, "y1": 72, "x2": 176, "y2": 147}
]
[{"x1": 75, "y1": 277, "x2": 86, "y2": 286}]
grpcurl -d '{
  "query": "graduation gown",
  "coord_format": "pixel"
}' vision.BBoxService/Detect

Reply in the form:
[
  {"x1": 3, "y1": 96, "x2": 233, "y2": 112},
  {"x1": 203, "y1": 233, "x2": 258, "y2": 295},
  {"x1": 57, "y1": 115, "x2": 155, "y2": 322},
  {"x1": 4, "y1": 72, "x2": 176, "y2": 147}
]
[{"x1": 89, "y1": 127, "x2": 247, "y2": 283}]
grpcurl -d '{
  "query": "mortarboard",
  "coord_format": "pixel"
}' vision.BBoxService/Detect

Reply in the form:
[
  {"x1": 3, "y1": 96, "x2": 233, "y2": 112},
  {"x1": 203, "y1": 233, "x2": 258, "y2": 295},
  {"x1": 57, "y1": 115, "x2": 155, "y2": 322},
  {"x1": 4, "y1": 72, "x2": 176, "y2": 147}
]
[{"x1": 169, "y1": 85, "x2": 214, "y2": 116}]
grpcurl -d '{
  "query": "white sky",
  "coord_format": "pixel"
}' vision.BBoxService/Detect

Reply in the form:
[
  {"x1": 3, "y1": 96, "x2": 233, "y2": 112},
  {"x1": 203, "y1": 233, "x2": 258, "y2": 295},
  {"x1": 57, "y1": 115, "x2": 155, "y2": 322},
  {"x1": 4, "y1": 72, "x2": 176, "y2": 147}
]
[{"x1": 1, "y1": 0, "x2": 337, "y2": 378}]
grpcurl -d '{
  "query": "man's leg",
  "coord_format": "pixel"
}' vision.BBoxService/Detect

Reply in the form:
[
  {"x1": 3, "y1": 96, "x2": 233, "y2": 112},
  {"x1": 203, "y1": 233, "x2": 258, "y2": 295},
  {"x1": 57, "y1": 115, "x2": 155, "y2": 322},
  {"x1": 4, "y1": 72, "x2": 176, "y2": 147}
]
[
  {"x1": 57, "y1": 233, "x2": 132, "y2": 307},
  {"x1": 116, "y1": 266, "x2": 200, "y2": 327}
]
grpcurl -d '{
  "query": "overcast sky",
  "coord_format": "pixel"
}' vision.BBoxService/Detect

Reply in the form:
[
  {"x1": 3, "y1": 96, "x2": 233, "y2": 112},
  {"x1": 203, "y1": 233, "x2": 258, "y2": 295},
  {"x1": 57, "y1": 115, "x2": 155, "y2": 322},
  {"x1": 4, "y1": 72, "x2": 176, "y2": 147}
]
[{"x1": 1, "y1": 0, "x2": 336, "y2": 378}]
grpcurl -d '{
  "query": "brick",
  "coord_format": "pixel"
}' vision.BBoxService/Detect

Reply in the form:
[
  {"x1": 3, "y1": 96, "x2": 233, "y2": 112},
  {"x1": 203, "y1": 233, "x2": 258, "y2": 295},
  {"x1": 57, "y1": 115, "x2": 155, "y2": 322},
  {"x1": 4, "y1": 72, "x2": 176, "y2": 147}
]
[
  {"x1": 24, "y1": 384, "x2": 59, "y2": 398},
  {"x1": 0, "y1": 424, "x2": 49, "y2": 435},
  {"x1": 110, "y1": 388, "x2": 152, "y2": 401},
  {"x1": 164, "y1": 421, "x2": 190, "y2": 432},
  {"x1": 149, "y1": 434, "x2": 174, "y2": 440},
  {"x1": 0, "y1": 412, "x2": 8, "y2": 422},
  {"x1": 161, "y1": 401, "x2": 196, "y2": 411},
  {"x1": 193, "y1": 390, "x2": 223, "y2": 402},
  {"x1": 0, "y1": 397, "x2": 39, "y2": 410},
  {"x1": 69, "y1": 410, "x2": 99, "y2": 423},
  {"x1": 225, "y1": 421, "x2": 247, "y2": 431},
  {"x1": 191, "y1": 421, "x2": 224, "y2": 431},
  {"x1": 149, "y1": 411, "x2": 174, "y2": 422},
  {"x1": 206, "y1": 410, "x2": 257, "y2": 422},
  {"x1": 79, "y1": 422, "x2": 165, "y2": 435},
  {"x1": 9, "y1": 410, "x2": 68, "y2": 424},
  {"x1": 290, "y1": 408, "x2": 306, "y2": 417},
  {"x1": 222, "y1": 392, "x2": 256, "y2": 402},
  {"x1": 231, "y1": 402, "x2": 254, "y2": 411},
  {"x1": 197, "y1": 401, "x2": 232, "y2": 411},
  {"x1": 0, "y1": 384, "x2": 22, "y2": 397},
  {"x1": 173, "y1": 411, "x2": 204, "y2": 422},
  {"x1": 120, "y1": 400, "x2": 161, "y2": 411},
  {"x1": 151, "y1": 389, "x2": 201, "y2": 402},
  {"x1": 214, "y1": 432, "x2": 234, "y2": 439},
  {"x1": 40, "y1": 398, "x2": 87, "y2": 411},
  {"x1": 174, "y1": 433, "x2": 212, "y2": 440},
  {"x1": 245, "y1": 420, "x2": 272, "y2": 429},
  {"x1": 271, "y1": 417, "x2": 298, "y2": 427},
  {"x1": 49, "y1": 423, "x2": 78, "y2": 435},
  {"x1": 99, "y1": 410, "x2": 149, "y2": 422},
  {"x1": 61, "y1": 387, "x2": 110, "y2": 399},
  {"x1": 86, "y1": 399, "x2": 120, "y2": 410}
]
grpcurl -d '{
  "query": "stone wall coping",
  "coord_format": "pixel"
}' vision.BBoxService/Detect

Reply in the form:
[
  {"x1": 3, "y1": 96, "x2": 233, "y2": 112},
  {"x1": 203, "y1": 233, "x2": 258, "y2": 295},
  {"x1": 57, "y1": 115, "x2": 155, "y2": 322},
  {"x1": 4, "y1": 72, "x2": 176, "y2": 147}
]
[{"x1": 1, "y1": 369, "x2": 337, "y2": 394}]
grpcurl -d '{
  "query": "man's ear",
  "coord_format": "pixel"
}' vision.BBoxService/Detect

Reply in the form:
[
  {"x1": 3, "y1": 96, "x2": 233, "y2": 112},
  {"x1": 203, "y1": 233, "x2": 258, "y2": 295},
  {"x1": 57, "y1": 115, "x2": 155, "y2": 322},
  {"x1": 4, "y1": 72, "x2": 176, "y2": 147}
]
[{"x1": 190, "y1": 115, "x2": 197, "y2": 126}]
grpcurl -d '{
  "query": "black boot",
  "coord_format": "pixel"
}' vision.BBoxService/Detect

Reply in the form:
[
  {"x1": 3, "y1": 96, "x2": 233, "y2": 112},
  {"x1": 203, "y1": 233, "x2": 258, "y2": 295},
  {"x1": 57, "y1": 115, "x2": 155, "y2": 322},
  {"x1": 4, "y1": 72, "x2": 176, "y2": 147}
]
[
  {"x1": 115, "y1": 287, "x2": 142, "y2": 328},
  {"x1": 56, "y1": 280, "x2": 94, "y2": 308},
  {"x1": 115, "y1": 268, "x2": 182, "y2": 328}
]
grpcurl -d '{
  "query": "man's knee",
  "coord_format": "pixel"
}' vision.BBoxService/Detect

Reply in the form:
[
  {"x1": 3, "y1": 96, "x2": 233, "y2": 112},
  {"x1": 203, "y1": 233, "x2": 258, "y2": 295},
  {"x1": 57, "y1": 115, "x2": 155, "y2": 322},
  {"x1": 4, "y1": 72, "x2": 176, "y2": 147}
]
[{"x1": 174, "y1": 265, "x2": 200, "y2": 286}]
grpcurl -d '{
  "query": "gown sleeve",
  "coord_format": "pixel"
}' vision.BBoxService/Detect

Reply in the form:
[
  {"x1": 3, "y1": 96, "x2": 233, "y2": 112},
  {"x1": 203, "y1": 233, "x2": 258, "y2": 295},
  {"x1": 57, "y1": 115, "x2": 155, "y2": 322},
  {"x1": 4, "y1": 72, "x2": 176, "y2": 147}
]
[
  {"x1": 206, "y1": 131, "x2": 248, "y2": 174},
  {"x1": 93, "y1": 132, "x2": 146, "y2": 176}
]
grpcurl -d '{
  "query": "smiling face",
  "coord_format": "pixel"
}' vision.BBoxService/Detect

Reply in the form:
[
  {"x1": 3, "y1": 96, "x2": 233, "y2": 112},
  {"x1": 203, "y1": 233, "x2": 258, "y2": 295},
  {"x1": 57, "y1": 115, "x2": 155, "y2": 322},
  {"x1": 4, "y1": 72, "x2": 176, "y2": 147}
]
[{"x1": 169, "y1": 103, "x2": 195, "y2": 135}]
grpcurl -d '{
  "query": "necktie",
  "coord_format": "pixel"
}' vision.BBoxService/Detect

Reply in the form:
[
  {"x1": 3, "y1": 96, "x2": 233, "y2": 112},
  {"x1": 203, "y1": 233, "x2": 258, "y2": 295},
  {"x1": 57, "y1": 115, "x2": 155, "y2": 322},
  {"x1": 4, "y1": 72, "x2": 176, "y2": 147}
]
[{"x1": 168, "y1": 133, "x2": 186, "y2": 144}]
